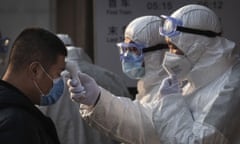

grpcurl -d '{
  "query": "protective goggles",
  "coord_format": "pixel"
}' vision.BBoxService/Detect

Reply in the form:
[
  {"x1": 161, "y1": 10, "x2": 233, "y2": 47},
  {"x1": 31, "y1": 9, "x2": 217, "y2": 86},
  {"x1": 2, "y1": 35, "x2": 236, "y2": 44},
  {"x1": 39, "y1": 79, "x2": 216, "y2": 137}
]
[
  {"x1": 159, "y1": 15, "x2": 221, "y2": 38},
  {"x1": 117, "y1": 42, "x2": 168, "y2": 62},
  {"x1": 0, "y1": 37, "x2": 10, "y2": 53}
]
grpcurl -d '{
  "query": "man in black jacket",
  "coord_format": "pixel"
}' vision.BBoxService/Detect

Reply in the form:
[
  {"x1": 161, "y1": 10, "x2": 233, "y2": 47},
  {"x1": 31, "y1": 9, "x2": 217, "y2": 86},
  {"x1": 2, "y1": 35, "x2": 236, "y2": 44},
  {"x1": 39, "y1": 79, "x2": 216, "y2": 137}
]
[{"x1": 0, "y1": 28, "x2": 67, "y2": 144}]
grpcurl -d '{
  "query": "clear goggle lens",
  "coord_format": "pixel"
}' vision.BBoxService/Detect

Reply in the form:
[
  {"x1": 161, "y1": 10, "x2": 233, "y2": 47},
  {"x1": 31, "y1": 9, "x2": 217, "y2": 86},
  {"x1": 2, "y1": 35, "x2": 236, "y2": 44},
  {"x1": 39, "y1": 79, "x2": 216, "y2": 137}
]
[
  {"x1": 0, "y1": 37, "x2": 10, "y2": 53},
  {"x1": 159, "y1": 15, "x2": 221, "y2": 38},
  {"x1": 116, "y1": 42, "x2": 145, "y2": 62},
  {"x1": 159, "y1": 15, "x2": 183, "y2": 38}
]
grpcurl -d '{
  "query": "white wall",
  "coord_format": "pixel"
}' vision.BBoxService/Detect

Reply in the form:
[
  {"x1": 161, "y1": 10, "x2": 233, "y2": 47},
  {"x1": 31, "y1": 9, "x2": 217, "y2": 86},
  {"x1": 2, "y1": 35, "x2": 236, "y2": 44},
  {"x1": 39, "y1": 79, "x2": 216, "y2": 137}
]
[
  {"x1": 0, "y1": 0, "x2": 55, "y2": 43},
  {"x1": 0, "y1": 0, "x2": 55, "y2": 76}
]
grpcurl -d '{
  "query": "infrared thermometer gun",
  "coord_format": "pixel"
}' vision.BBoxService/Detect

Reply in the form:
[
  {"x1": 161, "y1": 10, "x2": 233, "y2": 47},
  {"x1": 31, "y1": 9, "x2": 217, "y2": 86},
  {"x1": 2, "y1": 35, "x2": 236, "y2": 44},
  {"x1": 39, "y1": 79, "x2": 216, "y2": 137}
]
[
  {"x1": 65, "y1": 61, "x2": 85, "y2": 94},
  {"x1": 65, "y1": 61, "x2": 86, "y2": 102}
]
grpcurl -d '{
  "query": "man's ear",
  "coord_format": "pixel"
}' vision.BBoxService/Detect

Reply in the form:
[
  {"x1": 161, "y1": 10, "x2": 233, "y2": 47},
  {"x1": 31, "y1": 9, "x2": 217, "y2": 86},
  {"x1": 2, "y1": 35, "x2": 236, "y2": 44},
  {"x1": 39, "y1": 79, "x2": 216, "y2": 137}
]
[{"x1": 28, "y1": 62, "x2": 41, "y2": 80}]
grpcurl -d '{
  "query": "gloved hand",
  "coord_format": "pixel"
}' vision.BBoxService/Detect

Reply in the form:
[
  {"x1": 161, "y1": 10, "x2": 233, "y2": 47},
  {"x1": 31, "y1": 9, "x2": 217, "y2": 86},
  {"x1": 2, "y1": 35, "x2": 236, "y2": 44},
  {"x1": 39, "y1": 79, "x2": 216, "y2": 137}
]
[
  {"x1": 159, "y1": 75, "x2": 182, "y2": 96},
  {"x1": 67, "y1": 72, "x2": 101, "y2": 106}
]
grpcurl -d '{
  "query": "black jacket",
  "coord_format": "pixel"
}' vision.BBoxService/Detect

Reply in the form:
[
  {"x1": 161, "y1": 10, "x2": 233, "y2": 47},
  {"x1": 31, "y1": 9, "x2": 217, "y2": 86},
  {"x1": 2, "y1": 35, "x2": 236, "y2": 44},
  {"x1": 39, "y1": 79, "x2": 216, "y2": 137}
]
[{"x1": 0, "y1": 80, "x2": 60, "y2": 144}]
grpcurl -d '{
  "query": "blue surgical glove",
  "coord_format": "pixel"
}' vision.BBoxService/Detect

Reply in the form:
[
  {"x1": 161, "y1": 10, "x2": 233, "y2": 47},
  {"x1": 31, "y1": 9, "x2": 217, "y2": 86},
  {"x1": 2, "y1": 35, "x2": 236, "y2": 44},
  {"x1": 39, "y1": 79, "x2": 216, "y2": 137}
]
[
  {"x1": 67, "y1": 72, "x2": 101, "y2": 106},
  {"x1": 159, "y1": 75, "x2": 182, "y2": 96}
]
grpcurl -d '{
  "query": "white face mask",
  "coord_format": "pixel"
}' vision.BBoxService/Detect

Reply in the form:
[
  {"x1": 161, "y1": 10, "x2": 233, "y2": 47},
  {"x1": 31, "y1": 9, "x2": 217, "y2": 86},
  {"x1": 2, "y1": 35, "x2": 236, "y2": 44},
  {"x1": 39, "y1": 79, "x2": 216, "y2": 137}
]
[{"x1": 162, "y1": 52, "x2": 192, "y2": 80}]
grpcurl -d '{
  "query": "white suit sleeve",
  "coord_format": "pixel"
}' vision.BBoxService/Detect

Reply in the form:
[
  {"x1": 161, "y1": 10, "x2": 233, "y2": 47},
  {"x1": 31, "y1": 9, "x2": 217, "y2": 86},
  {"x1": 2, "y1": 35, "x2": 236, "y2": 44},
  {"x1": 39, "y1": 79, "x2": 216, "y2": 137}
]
[
  {"x1": 153, "y1": 94, "x2": 229, "y2": 144},
  {"x1": 80, "y1": 87, "x2": 160, "y2": 144}
]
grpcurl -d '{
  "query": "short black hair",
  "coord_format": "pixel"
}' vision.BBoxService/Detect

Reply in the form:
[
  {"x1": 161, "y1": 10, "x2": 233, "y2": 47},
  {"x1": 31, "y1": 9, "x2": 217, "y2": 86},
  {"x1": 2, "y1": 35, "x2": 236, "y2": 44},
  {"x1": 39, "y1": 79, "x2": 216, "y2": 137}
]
[{"x1": 8, "y1": 27, "x2": 67, "y2": 72}]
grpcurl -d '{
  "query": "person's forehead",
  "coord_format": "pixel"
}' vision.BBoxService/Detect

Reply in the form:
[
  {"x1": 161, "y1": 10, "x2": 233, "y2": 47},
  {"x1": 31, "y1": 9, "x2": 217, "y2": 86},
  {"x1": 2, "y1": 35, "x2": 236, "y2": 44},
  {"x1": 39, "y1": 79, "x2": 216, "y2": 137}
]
[{"x1": 50, "y1": 55, "x2": 66, "y2": 72}]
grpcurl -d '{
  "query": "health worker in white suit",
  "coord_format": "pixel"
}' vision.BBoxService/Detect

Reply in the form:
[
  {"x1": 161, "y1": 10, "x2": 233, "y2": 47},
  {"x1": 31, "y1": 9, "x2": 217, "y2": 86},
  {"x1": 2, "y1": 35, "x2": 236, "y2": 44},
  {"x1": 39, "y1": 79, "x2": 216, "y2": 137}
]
[
  {"x1": 68, "y1": 15, "x2": 169, "y2": 144},
  {"x1": 39, "y1": 34, "x2": 131, "y2": 144},
  {"x1": 153, "y1": 4, "x2": 240, "y2": 144}
]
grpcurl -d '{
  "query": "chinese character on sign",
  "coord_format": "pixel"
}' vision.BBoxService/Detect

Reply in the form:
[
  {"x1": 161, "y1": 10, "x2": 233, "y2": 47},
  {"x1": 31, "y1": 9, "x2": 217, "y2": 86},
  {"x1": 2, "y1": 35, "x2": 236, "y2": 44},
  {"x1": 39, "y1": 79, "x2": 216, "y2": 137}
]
[
  {"x1": 108, "y1": 26, "x2": 118, "y2": 35},
  {"x1": 109, "y1": 0, "x2": 117, "y2": 8},
  {"x1": 121, "y1": 0, "x2": 130, "y2": 7}
]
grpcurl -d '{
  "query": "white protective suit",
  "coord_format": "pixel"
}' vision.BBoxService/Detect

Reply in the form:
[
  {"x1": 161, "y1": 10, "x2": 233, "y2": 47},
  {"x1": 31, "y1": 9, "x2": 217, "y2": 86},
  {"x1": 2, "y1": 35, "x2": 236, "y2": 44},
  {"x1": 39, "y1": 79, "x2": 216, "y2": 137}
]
[
  {"x1": 153, "y1": 4, "x2": 240, "y2": 144},
  {"x1": 80, "y1": 16, "x2": 168, "y2": 144},
  {"x1": 39, "y1": 34, "x2": 132, "y2": 144}
]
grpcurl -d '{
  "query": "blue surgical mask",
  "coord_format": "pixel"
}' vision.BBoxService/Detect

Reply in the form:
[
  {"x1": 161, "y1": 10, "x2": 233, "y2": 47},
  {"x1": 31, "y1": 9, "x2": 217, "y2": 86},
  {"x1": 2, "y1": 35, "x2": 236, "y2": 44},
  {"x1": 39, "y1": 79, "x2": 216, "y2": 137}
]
[
  {"x1": 40, "y1": 78, "x2": 64, "y2": 106},
  {"x1": 33, "y1": 64, "x2": 64, "y2": 106},
  {"x1": 122, "y1": 53, "x2": 145, "y2": 79}
]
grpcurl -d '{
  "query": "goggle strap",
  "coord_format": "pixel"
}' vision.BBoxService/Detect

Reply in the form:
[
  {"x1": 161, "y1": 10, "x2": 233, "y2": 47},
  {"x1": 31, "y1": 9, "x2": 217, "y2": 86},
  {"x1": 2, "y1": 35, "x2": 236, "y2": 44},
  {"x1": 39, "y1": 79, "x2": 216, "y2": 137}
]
[
  {"x1": 177, "y1": 26, "x2": 221, "y2": 37},
  {"x1": 142, "y1": 44, "x2": 168, "y2": 53}
]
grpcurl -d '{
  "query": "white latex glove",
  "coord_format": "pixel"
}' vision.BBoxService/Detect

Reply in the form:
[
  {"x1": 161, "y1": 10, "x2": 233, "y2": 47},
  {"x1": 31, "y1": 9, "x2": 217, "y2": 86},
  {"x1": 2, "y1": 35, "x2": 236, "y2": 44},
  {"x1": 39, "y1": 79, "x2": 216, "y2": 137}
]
[
  {"x1": 159, "y1": 75, "x2": 182, "y2": 96},
  {"x1": 67, "y1": 72, "x2": 101, "y2": 106}
]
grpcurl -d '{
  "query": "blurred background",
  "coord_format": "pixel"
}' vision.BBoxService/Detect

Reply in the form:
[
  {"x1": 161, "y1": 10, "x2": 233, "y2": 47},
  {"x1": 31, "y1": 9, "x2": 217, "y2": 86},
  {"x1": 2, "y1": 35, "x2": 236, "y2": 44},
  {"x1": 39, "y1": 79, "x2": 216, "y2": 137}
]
[{"x1": 0, "y1": 0, "x2": 239, "y2": 94}]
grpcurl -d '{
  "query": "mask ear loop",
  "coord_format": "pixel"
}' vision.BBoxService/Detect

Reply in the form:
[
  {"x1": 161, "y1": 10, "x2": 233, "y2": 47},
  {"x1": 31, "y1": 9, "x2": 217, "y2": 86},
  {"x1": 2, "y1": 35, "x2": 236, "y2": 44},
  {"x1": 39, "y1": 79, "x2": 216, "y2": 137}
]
[
  {"x1": 39, "y1": 64, "x2": 54, "y2": 81},
  {"x1": 28, "y1": 61, "x2": 45, "y2": 96},
  {"x1": 33, "y1": 80, "x2": 45, "y2": 96},
  {"x1": 36, "y1": 63, "x2": 55, "y2": 96}
]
